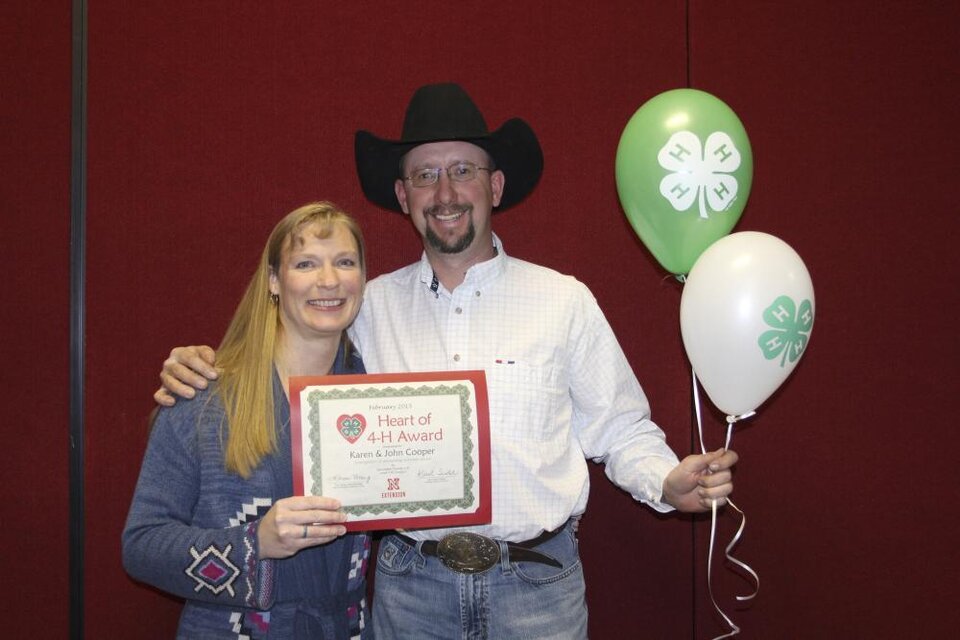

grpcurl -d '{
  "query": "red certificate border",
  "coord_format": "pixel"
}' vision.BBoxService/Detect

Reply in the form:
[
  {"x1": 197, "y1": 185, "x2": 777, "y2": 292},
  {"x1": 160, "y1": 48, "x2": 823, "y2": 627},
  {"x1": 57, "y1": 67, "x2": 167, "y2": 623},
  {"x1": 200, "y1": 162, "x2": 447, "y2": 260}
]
[{"x1": 290, "y1": 370, "x2": 491, "y2": 532}]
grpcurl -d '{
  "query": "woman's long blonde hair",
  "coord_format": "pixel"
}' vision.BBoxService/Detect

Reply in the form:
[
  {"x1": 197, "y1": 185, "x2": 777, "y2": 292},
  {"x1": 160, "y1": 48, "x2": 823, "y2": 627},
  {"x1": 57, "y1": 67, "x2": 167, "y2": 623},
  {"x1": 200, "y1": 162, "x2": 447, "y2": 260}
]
[{"x1": 214, "y1": 201, "x2": 366, "y2": 477}]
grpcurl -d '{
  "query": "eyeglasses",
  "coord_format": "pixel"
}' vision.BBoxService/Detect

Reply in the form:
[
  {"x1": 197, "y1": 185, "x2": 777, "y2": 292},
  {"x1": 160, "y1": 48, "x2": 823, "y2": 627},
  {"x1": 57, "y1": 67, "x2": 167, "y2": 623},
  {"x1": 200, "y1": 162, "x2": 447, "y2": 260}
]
[{"x1": 403, "y1": 161, "x2": 492, "y2": 188}]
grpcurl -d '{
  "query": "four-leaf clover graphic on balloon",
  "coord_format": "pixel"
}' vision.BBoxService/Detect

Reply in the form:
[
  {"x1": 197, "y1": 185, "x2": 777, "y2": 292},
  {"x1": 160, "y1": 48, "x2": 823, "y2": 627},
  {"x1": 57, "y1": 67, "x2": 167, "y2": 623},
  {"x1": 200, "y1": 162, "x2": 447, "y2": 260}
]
[
  {"x1": 758, "y1": 296, "x2": 814, "y2": 367},
  {"x1": 658, "y1": 131, "x2": 743, "y2": 219}
]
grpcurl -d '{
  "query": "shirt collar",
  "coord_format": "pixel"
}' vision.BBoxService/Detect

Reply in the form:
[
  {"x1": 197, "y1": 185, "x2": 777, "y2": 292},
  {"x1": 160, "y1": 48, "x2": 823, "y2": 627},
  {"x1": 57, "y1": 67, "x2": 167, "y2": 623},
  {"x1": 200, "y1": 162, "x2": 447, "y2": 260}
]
[{"x1": 417, "y1": 233, "x2": 507, "y2": 295}]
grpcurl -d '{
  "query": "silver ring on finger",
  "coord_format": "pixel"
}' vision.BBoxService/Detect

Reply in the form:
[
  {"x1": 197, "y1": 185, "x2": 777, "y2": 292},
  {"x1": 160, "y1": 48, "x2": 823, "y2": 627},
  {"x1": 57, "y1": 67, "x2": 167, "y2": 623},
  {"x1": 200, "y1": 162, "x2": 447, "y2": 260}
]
[{"x1": 302, "y1": 524, "x2": 308, "y2": 539}]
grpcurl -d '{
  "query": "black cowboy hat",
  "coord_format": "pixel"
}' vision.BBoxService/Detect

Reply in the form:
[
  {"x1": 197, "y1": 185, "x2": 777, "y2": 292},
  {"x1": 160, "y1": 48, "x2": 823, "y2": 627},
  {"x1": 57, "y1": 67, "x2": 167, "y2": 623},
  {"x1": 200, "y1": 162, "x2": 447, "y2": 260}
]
[{"x1": 354, "y1": 83, "x2": 543, "y2": 213}]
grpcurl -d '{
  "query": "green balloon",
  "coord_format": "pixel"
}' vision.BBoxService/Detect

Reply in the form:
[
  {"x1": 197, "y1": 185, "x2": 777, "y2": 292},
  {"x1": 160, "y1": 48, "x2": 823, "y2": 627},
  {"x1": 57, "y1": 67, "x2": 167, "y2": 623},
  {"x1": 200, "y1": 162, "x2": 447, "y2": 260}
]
[{"x1": 616, "y1": 88, "x2": 753, "y2": 275}]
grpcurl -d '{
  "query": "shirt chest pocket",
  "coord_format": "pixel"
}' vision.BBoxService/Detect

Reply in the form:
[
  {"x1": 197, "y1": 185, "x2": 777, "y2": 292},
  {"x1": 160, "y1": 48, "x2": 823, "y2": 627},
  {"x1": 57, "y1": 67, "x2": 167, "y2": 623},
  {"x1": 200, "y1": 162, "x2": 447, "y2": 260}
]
[{"x1": 484, "y1": 363, "x2": 565, "y2": 443}]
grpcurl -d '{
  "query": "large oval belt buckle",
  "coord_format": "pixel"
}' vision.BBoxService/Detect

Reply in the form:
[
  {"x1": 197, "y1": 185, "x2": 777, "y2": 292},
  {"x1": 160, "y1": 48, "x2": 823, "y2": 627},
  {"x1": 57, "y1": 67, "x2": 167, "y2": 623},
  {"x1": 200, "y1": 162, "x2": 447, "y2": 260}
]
[{"x1": 436, "y1": 532, "x2": 499, "y2": 574}]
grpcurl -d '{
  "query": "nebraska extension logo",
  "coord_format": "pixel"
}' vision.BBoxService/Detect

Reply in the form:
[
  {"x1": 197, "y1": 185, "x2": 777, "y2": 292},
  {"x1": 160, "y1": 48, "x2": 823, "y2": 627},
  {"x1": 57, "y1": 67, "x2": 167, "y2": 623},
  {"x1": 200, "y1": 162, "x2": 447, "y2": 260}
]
[
  {"x1": 336, "y1": 414, "x2": 366, "y2": 444},
  {"x1": 382, "y1": 476, "x2": 405, "y2": 499}
]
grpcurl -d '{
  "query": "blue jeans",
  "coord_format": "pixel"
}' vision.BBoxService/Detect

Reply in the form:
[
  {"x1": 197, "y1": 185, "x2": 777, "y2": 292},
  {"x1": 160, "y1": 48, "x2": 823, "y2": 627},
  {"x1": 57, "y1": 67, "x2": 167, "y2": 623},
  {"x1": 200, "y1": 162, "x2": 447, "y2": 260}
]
[{"x1": 372, "y1": 521, "x2": 587, "y2": 640}]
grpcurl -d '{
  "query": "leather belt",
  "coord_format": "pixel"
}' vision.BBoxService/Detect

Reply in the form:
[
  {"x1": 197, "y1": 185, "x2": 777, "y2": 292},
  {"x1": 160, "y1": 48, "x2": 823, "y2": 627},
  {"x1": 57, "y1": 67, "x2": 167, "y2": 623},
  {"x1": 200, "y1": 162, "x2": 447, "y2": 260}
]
[{"x1": 395, "y1": 526, "x2": 565, "y2": 574}]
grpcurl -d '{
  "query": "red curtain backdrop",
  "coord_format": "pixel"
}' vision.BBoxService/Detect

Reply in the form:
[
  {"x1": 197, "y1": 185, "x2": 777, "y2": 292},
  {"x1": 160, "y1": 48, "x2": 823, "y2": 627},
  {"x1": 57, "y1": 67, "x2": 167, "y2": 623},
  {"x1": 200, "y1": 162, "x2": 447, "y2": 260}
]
[
  {"x1": 0, "y1": 2, "x2": 72, "y2": 637},
  {"x1": 3, "y1": 1, "x2": 957, "y2": 637}
]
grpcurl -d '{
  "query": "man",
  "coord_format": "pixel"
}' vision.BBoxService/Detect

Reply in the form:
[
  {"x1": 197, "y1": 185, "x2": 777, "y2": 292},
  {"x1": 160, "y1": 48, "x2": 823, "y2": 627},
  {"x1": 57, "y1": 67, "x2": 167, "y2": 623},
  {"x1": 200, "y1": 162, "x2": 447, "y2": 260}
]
[{"x1": 157, "y1": 83, "x2": 738, "y2": 639}]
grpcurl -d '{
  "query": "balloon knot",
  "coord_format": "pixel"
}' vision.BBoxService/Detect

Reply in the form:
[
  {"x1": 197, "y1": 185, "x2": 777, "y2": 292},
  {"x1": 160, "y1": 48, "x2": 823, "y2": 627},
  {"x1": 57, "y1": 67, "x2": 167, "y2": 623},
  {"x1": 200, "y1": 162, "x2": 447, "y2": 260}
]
[{"x1": 726, "y1": 411, "x2": 756, "y2": 425}]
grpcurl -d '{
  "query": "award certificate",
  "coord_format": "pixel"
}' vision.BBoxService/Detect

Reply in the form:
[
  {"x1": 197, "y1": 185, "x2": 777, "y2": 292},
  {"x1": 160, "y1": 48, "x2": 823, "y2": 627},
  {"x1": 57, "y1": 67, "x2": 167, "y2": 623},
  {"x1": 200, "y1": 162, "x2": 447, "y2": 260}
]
[{"x1": 290, "y1": 371, "x2": 491, "y2": 531}]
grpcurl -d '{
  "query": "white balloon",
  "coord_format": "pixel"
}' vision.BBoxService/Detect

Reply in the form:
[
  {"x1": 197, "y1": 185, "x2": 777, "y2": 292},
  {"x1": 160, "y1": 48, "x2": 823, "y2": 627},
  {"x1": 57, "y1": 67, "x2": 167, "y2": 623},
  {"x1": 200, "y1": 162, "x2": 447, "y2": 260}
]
[{"x1": 680, "y1": 232, "x2": 815, "y2": 416}]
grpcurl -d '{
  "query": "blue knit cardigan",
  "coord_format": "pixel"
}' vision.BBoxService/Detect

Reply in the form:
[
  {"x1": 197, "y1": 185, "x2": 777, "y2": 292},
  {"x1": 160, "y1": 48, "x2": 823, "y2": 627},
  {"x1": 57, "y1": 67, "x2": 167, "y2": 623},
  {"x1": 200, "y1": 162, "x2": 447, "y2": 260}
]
[{"x1": 123, "y1": 345, "x2": 371, "y2": 639}]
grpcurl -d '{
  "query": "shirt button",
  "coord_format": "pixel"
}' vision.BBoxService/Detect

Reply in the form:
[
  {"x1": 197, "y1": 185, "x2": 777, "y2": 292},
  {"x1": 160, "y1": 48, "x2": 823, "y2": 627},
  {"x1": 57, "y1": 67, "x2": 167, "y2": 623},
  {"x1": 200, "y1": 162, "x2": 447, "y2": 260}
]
[
  {"x1": 453, "y1": 354, "x2": 461, "y2": 362},
  {"x1": 455, "y1": 307, "x2": 462, "y2": 314},
  {"x1": 475, "y1": 290, "x2": 481, "y2": 297}
]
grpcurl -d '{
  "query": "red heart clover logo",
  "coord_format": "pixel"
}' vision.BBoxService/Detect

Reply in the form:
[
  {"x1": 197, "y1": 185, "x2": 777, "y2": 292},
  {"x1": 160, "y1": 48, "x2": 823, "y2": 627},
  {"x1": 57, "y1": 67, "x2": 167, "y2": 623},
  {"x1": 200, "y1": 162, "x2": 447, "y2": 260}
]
[{"x1": 336, "y1": 414, "x2": 366, "y2": 444}]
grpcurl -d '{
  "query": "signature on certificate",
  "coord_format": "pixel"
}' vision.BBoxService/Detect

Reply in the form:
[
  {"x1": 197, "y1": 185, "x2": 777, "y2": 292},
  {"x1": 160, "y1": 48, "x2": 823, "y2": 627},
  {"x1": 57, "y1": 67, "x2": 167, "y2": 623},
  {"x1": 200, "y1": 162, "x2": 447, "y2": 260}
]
[
  {"x1": 417, "y1": 467, "x2": 458, "y2": 479},
  {"x1": 329, "y1": 473, "x2": 372, "y2": 488}
]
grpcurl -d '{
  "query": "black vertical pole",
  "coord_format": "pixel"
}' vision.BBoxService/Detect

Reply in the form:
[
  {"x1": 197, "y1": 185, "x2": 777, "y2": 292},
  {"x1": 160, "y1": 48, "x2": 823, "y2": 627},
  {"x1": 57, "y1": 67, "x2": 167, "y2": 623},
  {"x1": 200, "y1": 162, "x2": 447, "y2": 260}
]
[{"x1": 69, "y1": 0, "x2": 87, "y2": 638}]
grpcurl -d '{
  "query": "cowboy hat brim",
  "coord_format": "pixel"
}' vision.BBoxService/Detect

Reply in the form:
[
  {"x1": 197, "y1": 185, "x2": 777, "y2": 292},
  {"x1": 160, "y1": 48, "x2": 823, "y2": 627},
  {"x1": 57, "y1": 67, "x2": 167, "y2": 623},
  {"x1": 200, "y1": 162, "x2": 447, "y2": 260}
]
[{"x1": 354, "y1": 117, "x2": 544, "y2": 213}]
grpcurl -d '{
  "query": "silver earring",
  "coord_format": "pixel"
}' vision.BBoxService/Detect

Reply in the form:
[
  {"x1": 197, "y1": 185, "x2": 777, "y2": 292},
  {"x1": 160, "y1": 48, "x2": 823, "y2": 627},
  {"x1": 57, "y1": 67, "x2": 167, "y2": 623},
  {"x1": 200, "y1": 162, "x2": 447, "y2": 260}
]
[{"x1": 269, "y1": 293, "x2": 279, "y2": 305}]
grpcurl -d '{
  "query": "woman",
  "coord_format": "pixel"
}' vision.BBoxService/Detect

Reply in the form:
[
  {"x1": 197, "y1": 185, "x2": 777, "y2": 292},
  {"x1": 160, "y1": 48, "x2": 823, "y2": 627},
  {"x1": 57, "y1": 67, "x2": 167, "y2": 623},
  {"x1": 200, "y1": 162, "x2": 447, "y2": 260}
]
[{"x1": 123, "y1": 202, "x2": 371, "y2": 639}]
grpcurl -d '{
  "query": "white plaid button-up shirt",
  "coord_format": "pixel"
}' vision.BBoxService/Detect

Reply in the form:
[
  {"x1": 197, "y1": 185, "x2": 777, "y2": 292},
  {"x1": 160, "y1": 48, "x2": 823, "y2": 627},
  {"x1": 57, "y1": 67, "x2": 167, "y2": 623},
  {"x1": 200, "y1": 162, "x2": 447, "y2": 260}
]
[{"x1": 349, "y1": 235, "x2": 678, "y2": 542}]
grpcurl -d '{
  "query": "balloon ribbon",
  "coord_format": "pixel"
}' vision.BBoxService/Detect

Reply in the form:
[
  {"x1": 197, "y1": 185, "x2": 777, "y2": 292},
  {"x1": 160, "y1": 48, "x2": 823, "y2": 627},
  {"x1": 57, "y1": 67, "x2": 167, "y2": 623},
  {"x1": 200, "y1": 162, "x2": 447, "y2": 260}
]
[{"x1": 692, "y1": 369, "x2": 760, "y2": 639}]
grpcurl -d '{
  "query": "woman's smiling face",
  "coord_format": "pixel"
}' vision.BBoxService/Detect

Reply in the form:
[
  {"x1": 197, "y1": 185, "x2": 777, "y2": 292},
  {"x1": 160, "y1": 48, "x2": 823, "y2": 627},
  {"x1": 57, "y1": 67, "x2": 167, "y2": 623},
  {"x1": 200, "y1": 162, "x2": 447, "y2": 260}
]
[{"x1": 269, "y1": 221, "x2": 364, "y2": 343}]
